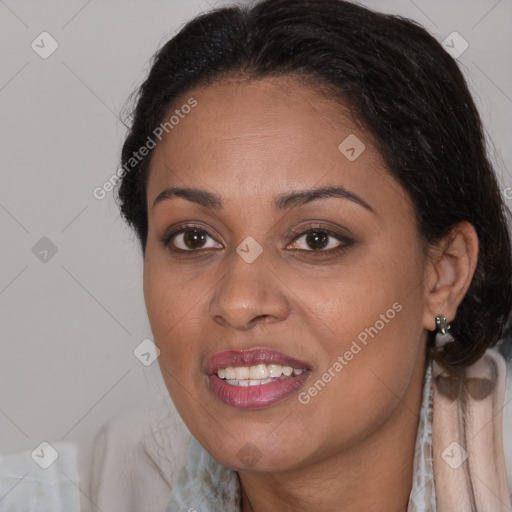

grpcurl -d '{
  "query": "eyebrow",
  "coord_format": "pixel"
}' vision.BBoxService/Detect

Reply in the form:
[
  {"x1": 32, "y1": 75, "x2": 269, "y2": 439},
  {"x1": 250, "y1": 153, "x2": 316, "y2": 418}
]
[{"x1": 152, "y1": 185, "x2": 374, "y2": 213}]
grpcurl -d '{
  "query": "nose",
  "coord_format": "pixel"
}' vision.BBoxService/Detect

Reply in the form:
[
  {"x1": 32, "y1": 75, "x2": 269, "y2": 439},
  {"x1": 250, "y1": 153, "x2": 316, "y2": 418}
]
[{"x1": 208, "y1": 248, "x2": 291, "y2": 331}]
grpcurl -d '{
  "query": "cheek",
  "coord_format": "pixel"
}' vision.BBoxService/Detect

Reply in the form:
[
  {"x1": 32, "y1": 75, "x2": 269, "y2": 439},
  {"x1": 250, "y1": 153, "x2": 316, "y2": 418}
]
[
  {"x1": 143, "y1": 255, "x2": 210, "y2": 429},
  {"x1": 291, "y1": 239, "x2": 427, "y2": 414},
  {"x1": 143, "y1": 248, "x2": 205, "y2": 370},
  {"x1": 288, "y1": 298, "x2": 425, "y2": 458},
  {"x1": 289, "y1": 237, "x2": 425, "y2": 350}
]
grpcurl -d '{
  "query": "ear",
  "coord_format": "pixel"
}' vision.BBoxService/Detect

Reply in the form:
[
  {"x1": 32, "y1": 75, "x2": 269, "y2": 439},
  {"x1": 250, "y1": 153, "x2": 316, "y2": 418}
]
[{"x1": 422, "y1": 221, "x2": 479, "y2": 331}]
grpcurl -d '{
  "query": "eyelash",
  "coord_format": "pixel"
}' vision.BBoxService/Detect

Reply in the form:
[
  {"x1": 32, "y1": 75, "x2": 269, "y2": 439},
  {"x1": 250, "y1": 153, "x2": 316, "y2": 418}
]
[{"x1": 159, "y1": 223, "x2": 354, "y2": 259}]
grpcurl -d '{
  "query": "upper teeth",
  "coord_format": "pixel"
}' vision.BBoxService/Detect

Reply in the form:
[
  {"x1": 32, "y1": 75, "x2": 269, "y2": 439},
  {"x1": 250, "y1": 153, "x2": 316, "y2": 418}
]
[{"x1": 217, "y1": 364, "x2": 305, "y2": 380}]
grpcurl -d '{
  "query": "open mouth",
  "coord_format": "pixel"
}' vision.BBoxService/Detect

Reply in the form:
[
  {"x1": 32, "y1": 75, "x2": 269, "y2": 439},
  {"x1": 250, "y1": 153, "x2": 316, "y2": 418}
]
[
  {"x1": 205, "y1": 349, "x2": 312, "y2": 408},
  {"x1": 204, "y1": 348, "x2": 311, "y2": 409}
]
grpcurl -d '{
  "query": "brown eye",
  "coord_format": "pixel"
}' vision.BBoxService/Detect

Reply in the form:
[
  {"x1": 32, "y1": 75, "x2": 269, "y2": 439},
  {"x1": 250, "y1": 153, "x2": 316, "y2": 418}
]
[
  {"x1": 161, "y1": 226, "x2": 223, "y2": 252},
  {"x1": 182, "y1": 228, "x2": 207, "y2": 249},
  {"x1": 305, "y1": 231, "x2": 330, "y2": 250},
  {"x1": 289, "y1": 229, "x2": 345, "y2": 252}
]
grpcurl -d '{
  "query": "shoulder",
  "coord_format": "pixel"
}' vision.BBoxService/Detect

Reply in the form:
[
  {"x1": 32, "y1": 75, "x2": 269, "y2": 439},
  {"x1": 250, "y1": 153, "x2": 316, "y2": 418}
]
[{"x1": 90, "y1": 403, "x2": 191, "y2": 512}]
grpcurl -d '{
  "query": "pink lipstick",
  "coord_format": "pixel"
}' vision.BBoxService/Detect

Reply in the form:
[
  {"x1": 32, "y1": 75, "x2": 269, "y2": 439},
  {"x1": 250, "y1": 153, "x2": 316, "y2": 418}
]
[{"x1": 205, "y1": 348, "x2": 311, "y2": 409}]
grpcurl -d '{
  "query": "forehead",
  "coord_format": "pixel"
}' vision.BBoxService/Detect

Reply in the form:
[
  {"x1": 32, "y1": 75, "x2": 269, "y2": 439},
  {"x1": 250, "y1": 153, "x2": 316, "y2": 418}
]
[{"x1": 146, "y1": 76, "x2": 407, "y2": 217}]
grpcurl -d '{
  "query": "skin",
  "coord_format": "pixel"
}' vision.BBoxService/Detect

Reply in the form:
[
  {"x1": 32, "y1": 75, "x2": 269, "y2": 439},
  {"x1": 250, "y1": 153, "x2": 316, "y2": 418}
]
[{"x1": 143, "y1": 76, "x2": 478, "y2": 512}]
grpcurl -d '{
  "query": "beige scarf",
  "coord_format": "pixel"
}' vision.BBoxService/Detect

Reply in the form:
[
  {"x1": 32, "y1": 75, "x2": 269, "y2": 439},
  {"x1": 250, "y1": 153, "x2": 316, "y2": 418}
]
[{"x1": 432, "y1": 348, "x2": 511, "y2": 511}]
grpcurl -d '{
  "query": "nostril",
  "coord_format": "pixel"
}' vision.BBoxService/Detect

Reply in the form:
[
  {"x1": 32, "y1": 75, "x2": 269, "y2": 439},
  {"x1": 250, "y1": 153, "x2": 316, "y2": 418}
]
[{"x1": 251, "y1": 314, "x2": 273, "y2": 326}]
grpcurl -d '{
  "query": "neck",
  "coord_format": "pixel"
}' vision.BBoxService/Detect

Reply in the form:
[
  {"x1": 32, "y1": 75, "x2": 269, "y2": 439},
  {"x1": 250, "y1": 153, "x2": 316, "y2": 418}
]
[{"x1": 239, "y1": 359, "x2": 427, "y2": 512}]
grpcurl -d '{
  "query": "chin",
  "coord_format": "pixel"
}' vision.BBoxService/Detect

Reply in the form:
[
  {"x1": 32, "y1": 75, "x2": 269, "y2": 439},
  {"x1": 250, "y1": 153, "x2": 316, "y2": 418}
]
[{"x1": 201, "y1": 433, "x2": 310, "y2": 474}]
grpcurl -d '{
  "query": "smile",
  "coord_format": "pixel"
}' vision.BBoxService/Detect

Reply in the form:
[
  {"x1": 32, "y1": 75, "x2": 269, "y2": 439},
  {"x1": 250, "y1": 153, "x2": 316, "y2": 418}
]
[{"x1": 205, "y1": 349, "x2": 311, "y2": 408}]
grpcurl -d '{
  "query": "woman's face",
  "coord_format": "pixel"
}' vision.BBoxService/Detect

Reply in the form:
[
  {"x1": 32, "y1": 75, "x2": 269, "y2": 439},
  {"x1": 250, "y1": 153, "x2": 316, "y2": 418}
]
[{"x1": 144, "y1": 76, "x2": 431, "y2": 472}]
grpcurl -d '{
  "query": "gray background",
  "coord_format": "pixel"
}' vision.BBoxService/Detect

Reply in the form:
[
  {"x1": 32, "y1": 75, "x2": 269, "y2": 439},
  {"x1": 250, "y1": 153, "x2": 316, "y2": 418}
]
[{"x1": 1, "y1": 0, "x2": 511, "y2": 480}]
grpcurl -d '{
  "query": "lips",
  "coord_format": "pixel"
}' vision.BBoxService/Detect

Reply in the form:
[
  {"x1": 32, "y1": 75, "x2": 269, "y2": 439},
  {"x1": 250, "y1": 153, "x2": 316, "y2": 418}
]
[{"x1": 205, "y1": 348, "x2": 312, "y2": 409}]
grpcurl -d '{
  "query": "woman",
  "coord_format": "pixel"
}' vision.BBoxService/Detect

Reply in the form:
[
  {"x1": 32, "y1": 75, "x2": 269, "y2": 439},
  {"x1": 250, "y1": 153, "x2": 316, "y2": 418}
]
[{"x1": 98, "y1": 0, "x2": 512, "y2": 510}]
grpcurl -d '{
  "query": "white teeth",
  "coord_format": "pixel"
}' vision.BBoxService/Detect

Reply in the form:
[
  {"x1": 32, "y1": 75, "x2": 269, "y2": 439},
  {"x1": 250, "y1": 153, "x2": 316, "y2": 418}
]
[
  {"x1": 267, "y1": 364, "x2": 283, "y2": 378},
  {"x1": 282, "y1": 366, "x2": 293, "y2": 376},
  {"x1": 226, "y1": 378, "x2": 276, "y2": 387},
  {"x1": 249, "y1": 364, "x2": 268, "y2": 379},
  {"x1": 216, "y1": 363, "x2": 307, "y2": 381},
  {"x1": 234, "y1": 366, "x2": 250, "y2": 379}
]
